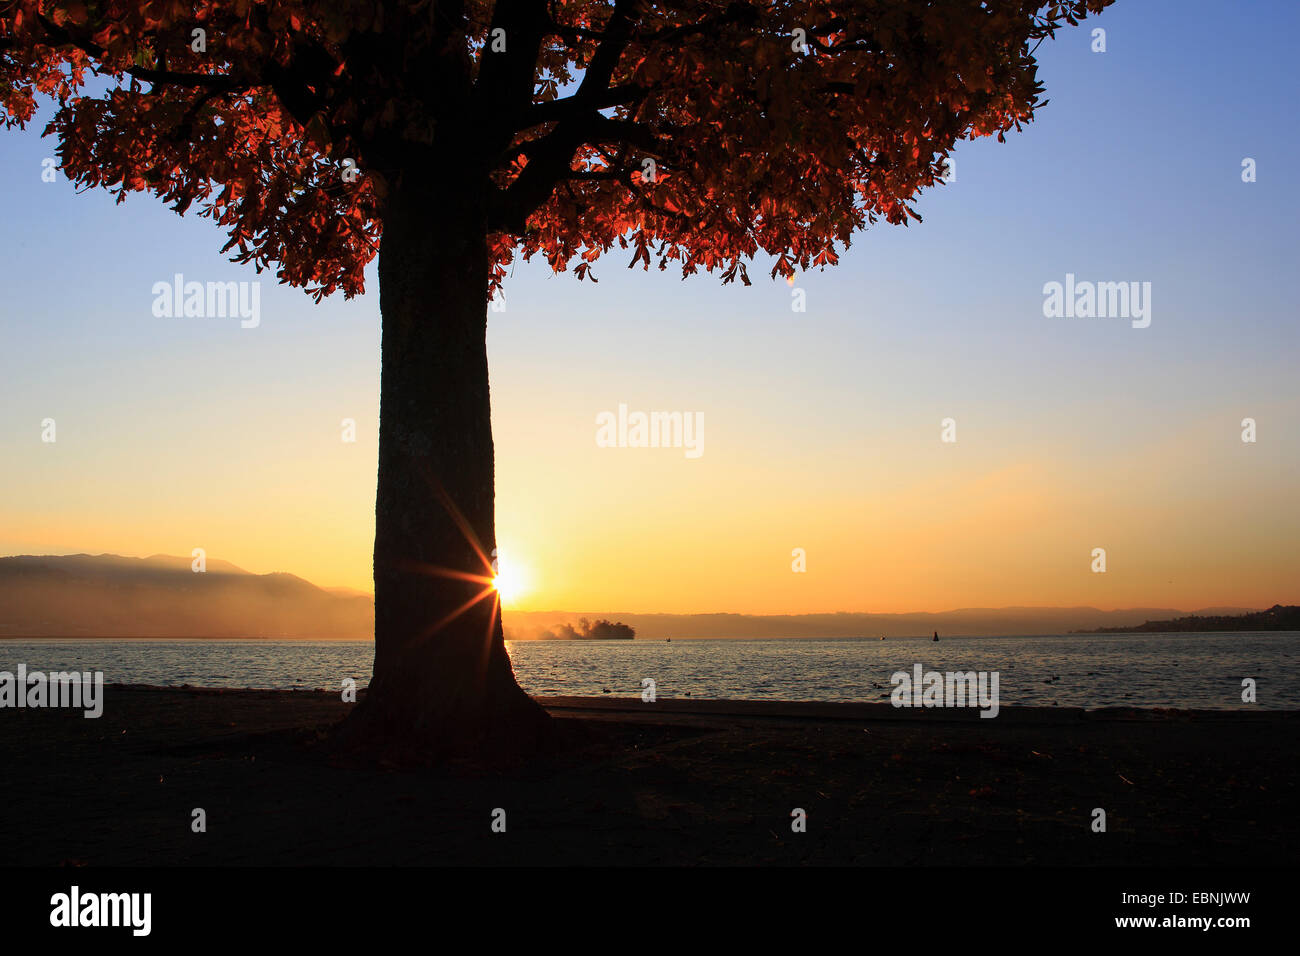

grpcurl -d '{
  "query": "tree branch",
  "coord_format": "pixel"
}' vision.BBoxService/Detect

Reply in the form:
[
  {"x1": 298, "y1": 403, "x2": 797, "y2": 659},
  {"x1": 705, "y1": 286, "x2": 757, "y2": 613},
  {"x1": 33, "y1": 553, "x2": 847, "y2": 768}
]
[
  {"x1": 521, "y1": 82, "x2": 647, "y2": 127},
  {"x1": 484, "y1": 0, "x2": 645, "y2": 228},
  {"x1": 125, "y1": 66, "x2": 248, "y2": 92},
  {"x1": 475, "y1": 0, "x2": 551, "y2": 156}
]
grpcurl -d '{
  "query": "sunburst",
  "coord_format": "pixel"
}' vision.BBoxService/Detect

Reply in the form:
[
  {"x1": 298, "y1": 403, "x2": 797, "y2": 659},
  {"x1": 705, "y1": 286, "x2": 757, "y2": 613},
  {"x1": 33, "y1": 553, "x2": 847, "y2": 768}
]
[{"x1": 386, "y1": 466, "x2": 507, "y2": 678}]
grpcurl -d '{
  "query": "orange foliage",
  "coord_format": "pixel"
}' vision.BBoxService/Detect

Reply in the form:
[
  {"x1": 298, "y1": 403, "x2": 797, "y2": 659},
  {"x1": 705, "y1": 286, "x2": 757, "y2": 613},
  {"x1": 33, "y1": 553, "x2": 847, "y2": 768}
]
[{"x1": 1, "y1": 0, "x2": 1110, "y2": 298}]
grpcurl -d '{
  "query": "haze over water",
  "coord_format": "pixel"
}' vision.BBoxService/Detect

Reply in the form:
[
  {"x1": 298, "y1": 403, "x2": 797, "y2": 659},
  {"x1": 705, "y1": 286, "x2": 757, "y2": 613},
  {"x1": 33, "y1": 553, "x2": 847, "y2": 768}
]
[{"x1": 5, "y1": 632, "x2": 1297, "y2": 710}]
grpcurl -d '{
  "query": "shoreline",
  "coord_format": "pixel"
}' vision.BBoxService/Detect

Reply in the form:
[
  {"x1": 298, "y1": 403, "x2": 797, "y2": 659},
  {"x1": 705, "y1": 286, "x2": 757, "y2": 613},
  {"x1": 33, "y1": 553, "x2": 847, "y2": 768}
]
[
  {"x1": 1, "y1": 675, "x2": 1290, "y2": 713},
  {"x1": 49, "y1": 683, "x2": 1300, "y2": 718}
]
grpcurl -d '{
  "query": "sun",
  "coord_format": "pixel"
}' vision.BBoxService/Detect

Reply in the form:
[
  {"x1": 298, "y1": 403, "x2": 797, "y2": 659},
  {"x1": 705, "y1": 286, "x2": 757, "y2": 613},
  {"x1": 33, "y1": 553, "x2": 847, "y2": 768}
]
[{"x1": 491, "y1": 553, "x2": 531, "y2": 604}]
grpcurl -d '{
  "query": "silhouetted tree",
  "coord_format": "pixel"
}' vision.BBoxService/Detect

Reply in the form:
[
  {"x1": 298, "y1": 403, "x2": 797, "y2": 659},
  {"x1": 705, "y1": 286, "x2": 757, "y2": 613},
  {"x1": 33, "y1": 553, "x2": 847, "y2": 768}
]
[
  {"x1": 581, "y1": 619, "x2": 634, "y2": 640},
  {"x1": 1, "y1": 0, "x2": 1109, "y2": 753}
]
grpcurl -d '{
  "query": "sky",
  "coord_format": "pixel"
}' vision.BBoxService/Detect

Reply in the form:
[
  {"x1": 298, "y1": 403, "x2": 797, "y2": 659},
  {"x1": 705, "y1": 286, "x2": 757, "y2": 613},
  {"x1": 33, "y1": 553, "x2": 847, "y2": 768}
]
[{"x1": 1, "y1": 0, "x2": 1297, "y2": 616}]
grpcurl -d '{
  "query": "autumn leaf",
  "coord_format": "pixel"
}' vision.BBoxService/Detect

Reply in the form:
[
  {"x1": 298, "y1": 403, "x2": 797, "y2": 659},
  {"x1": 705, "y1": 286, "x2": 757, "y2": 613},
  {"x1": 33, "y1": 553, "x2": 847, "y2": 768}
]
[{"x1": 0, "y1": 0, "x2": 1111, "y2": 297}]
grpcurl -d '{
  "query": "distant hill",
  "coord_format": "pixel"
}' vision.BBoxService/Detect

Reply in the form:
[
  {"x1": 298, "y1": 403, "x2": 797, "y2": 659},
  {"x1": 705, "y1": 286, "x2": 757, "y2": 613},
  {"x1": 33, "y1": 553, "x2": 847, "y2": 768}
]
[
  {"x1": 0, "y1": 554, "x2": 1283, "y2": 640},
  {"x1": 501, "y1": 605, "x2": 1267, "y2": 640},
  {"x1": 1074, "y1": 605, "x2": 1300, "y2": 634},
  {"x1": 0, "y1": 554, "x2": 372, "y2": 639}
]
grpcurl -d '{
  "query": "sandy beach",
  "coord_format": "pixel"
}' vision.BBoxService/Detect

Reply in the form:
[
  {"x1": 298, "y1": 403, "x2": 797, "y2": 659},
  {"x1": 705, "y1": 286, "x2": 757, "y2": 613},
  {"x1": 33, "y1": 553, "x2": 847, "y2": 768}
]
[{"x1": 2, "y1": 686, "x2": 1295, "y2": 866}]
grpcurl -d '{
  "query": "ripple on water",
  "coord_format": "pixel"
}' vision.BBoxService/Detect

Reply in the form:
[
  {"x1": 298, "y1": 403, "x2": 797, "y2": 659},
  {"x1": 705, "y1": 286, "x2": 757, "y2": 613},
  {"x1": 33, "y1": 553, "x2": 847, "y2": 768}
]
[{"x1": 0, "y1": 633, "x2": 1296, "y2": 709}]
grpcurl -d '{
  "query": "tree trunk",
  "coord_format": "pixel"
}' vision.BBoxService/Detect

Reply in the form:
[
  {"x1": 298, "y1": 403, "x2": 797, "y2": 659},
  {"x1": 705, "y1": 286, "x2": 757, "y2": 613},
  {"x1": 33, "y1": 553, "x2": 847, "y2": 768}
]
[{"x1": 342, "y1": 173, "x2": 548, "y2": 757}]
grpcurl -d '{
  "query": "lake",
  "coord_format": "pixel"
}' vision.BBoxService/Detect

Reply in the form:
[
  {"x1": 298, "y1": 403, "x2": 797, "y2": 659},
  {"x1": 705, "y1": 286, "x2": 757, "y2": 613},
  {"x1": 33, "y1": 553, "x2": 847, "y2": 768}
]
[{"x1": 3, "y1": 631, "x2": 1298, "y2": 709}]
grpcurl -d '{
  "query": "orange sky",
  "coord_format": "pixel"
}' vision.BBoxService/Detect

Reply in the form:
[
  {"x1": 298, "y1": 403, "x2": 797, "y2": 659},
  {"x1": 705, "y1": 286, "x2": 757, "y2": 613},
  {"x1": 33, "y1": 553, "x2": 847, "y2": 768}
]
[{"x1": 3, "y1": 378, "x2": 1295, "y2": 615}]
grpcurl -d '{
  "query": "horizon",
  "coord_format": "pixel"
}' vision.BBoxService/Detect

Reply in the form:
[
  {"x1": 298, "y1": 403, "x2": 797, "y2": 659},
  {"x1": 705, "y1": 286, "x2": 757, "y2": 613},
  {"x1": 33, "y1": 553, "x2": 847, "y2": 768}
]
[{"x1": 0, "y1": 549, "x2": 1283, "y2": 620}]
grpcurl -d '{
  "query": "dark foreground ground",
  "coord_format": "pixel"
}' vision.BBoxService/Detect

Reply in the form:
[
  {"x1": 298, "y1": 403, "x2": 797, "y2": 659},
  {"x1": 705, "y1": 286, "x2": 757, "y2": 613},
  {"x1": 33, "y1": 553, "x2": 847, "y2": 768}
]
[{"x1": 3, "y1": 687, "x2": 1295, "y2": 866}]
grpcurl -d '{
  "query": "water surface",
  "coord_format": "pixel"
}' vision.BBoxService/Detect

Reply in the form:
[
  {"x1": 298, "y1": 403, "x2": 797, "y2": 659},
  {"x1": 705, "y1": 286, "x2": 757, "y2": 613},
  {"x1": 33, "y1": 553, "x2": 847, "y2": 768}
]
[{"x1": 4, "y1": 632, "x2": 1297, "y2": 709}]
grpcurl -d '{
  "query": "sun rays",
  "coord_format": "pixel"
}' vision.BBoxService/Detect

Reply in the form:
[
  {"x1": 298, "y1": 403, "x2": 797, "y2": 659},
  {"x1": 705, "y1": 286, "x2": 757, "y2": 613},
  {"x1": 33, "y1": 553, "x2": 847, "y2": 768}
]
[{"x1": 386, "y1": 466, "x2": 513, "y2": 679}]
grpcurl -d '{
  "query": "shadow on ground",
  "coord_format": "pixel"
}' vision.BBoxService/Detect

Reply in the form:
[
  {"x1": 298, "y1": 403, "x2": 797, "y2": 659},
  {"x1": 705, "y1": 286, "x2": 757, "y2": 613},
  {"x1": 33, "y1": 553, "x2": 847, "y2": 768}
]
[{"x1": 3, "y1": 687, "x2": 1294, "y2": 866}]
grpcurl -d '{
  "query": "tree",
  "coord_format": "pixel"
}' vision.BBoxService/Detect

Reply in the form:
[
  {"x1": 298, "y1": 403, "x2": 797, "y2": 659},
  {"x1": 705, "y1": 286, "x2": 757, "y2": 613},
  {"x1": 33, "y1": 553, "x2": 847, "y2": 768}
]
[
  {"x1": 581, "y1": 619, "x2": 634, "y2": 640},
  {"x1": 1, "y1": 0, "x2": 1110, "y2": 754}
]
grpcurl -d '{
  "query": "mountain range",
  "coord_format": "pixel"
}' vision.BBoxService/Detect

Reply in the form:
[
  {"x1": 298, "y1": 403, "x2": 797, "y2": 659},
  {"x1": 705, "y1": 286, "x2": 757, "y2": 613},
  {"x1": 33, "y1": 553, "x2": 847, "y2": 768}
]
[
  {"x1": 0, "y1": 553, "x2": 372, "y2": 638},
  {"x1": 0, "y1": 553, "x2": 1271, "y2": 639}
]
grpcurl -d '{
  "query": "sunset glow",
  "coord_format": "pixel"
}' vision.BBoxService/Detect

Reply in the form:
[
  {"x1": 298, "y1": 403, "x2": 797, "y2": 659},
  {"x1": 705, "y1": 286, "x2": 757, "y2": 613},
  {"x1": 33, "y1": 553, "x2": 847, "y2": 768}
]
[{"x1": 492, "y1": 554, "x2": 531, "y2": 606}]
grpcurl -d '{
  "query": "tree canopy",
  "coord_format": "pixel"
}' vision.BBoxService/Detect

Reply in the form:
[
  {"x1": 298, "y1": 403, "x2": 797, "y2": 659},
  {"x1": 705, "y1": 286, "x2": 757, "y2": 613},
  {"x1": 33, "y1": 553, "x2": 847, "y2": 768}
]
[
  {"x1": 2, "y1": 0, "x2": 1113, "y2": 751},
  {"x1": 1, "y1": 0, "x2": 1110, "y2": 302}
]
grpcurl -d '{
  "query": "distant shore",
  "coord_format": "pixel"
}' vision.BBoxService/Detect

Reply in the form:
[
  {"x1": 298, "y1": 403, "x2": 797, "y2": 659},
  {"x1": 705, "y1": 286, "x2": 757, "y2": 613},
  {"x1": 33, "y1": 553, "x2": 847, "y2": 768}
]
[
  {"x1": 3, "y1": 685, "x2": 1295, "y2": 866},
  {"x1": 1072, "y1": 604, "x2": 1300, "y2": 633}
]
